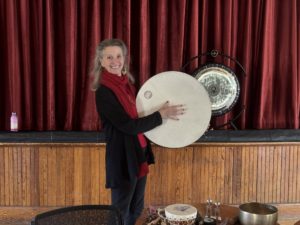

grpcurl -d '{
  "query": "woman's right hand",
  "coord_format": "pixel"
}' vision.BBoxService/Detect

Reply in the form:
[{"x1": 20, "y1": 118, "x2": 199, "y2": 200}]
[{"x1": 158, "y1": 101, "x2": 186, "y2": 120}]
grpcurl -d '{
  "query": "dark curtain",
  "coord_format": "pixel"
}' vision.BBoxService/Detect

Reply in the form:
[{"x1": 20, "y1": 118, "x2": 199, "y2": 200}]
[{"x1": 0, "y1": 0, "x2": 299, "y2": 131}]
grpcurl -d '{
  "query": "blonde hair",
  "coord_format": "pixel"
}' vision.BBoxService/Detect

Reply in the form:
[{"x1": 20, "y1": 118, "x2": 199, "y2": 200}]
[{"x1": 90, "y1": 39, "x2": 134, "y2": 91}]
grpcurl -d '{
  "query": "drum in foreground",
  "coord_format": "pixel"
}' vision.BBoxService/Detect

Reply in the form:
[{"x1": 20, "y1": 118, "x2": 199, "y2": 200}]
[{"x1": 136, "y1": 71, "x2": 211, "y2": 148}]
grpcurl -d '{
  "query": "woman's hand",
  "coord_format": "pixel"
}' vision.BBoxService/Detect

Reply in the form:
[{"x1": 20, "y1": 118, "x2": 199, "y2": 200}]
[{"x1": 158, "y1": 101, "x2": 186, "y2": 120}]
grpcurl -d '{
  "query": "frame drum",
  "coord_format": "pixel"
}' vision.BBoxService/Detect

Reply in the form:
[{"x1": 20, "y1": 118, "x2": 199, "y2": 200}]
[{"x1": 136, "y1": 71, "x2": 211, "y2": 148}]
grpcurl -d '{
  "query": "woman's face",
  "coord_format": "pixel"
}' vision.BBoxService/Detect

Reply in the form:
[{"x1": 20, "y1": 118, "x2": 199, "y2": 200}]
[{"x1": 100, "y1": 46, "x2": 125, "y2": 76}]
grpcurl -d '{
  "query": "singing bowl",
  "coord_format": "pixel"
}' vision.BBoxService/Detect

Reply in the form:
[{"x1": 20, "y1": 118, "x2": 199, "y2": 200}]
[{"x1": 239, "y1": 202, "x2": 278, "y2": 225}]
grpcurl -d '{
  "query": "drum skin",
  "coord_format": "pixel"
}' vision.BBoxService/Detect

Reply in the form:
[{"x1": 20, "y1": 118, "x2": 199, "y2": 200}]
[{"x1": 136, "y1": 71, "x2": 211, "y2": 148}]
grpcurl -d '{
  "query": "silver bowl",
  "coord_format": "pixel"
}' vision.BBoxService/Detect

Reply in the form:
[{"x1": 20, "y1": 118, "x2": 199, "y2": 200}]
[{"x1": 239, "y1": 202, "x2": 278, "y2": 225}]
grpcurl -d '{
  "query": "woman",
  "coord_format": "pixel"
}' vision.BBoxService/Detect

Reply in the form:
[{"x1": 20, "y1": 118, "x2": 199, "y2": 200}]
[{"x1": 91, "y1": 39, "x2": 184, "y2": 225}]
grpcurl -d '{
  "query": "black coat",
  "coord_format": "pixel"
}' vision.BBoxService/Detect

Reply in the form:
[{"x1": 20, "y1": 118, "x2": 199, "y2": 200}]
[{"x1": 95, "y1": 85, "x2": 162, "y2": 188}]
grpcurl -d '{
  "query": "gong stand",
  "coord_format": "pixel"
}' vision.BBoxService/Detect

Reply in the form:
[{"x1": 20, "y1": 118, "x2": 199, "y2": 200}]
[
  {"x1": 213, "y1": 105, "x2": 246, "y2": 130},
  {"x1": 181, "y1": 50, "x2": 246, "y2": 76},
  {"x1": 181, "y1": 50, "x2": 246, "y2": 130}
]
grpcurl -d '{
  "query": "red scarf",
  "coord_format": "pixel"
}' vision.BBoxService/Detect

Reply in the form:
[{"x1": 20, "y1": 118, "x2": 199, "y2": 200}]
[{"x1": 100, "y1": 70, "x2": 148, "y2": 178}]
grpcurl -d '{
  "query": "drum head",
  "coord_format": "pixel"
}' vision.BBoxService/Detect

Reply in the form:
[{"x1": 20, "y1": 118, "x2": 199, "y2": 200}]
[
  {"x1": 193, "y1": 63, "x2": 240, "y2": 116},
  {"x1": 136, "y1": 71, "x2": 211, "y2": 148}
]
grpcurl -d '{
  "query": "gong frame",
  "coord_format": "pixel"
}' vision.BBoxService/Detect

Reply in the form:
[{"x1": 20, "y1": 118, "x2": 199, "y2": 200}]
[{"x1": 181, "y1": 50, "x2": 246, "y2": 129}]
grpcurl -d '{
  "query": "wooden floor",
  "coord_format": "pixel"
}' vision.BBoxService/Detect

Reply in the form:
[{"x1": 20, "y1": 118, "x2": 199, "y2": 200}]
[{"x1": 0, "y1": 205, "x2": 299, "y2": 225}]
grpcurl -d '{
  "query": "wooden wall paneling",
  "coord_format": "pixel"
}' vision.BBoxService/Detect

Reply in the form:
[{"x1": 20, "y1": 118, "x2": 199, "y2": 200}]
[
  {"x1": 268, "y1": 146, "x2": 274, "y2": 202},
  {"x1": 215, "y1": 146, "x2": 224, "y2": 202},
  {"x1": 281, "y1": 145, "x2": 288, "y2": 203},
  {"x1": 273, "y1": 146, "x2": 281, "y2": 203},
  {"x1": 247, "y1": 146, "x2": 254, "y2": 202},
  {"x1": 183, "y1": 147, "x2": 193, "y2": 203},
  {"x1": 291, "y1": 146, "x2": 298, "y2": 202},
  {"x1": 174, "y1": 147, "x2": 190, "y2": 203},
  {"x1": 47, "y1": 146, "x2": 58, "y2": 206},
  {"x1": 149, "y1": 146, "x2": 169, "y2": 205},
  {"x1": 98, "y1": 145, "x2": 110, "y2": 204},
  {"x1": 273, "y1": 146, "x2": 280, "y2": 203},
  {"x1": 201, "y1": 145, "x2": 208, "y2": 203},
  {"x1": 204, "y1": 147, "x2": 211, "y2": 201},
  {"x1": 169, "y1": 148, "x2": 180, "y2": 203},
  {"x1": 211, "y1": 146, "x2": 223, "y2": 202},
  {"x1": 164, "y1": 148, "x2": 176, "y2": 204},
  {"x1": 287, "y1": 145, "x2": 293, "y2": 202},
  {"x1": 278, "y1": 145, "x2": 284, "y2": 203},
  {"x1": 191, "y1": 146, "x2": 201, "y2": 204},
  {"x1": 270, "y1": 146, "x2": 277, "y2": 202},
  {"x1": 82, "y1": 146, "x2": 92, "y2": 204},
  {"x1": 74, "y1": 147, "x2": 83, "y2": 205},
  {"x1": 12, "y1": 146, "x2": 21, "y2": 205},
  {"x1": 38, "y1": 146, "x2": 48, "y2": 206},
  {"x1": 286, "y1": 145, "x2": 293, "y2": 203},
  {"x1": 164, "y1": 148, "x2": 175, "y2": 204},
  {"x1": 240, "y1": 146, "x2": 248, "y2": 203},
  {"x1": 263, "y1": 145, "x2": 270, "y2": 202},
  {"x1": 291, "y1": 145, "x2": 299, "y2": 202},
  {"x1": 0, "y1": 148, "x2": 4, "y2": 205},
  {"x1": 297, "y1": 145, "x2": 300, "y2": 202},
  {"x1": 148, "y1": 147, "x2": 179, "y2": 205},
  {"x1": 208, "y1": 146, "x2": 215, "y2": 201},
  {"x1": 3, "y1": 147, "x2": 8, "y2": 205},
  {"x1": 147, "y1": 146, "x2": 160, "y2": 205},
  {"x1": 202, "y1": 147, "x2": 210, "y2": 202},
  {"x1": 247, "y1": 145, "x2": 254, "y2": 202},
  {"x1": 65, "y1": 147, "x2": 75, "y2": 206},
  {"x1": 200, "y1": 145, "x2": 209, "y2": 203},
  {"x1": 31, "y1": 147, "x2": 40, "y2": 206},
  {"x1": 0, "y1": 142, "x2": 300, "y2": 209},
  {"x1": 90, "y1": 146, "x2": 100, "y2": 204},
  {"x1": 55, "y1": 146, "x2": 67, "y2": 206},
  {"x1": 256, "y1": 146, "x2": 264, "y2": 203},
  {"x1": 21, "y1": 146, "x2": 32, "y2": 206},
  {"x1": 232, "y1": 146, "x2": 242, "y2": 204},
  {"x1": 265, "y1": 146, "x2": 272, "y2": 203},
  {"x1": 169, "y1": 148, "x2": 179, "y2": 203},
  {"x1": 288, "y1": 146, "x2": 294, "y2": 202},
  {"x1": 4, "y1": 146, "x2": 13, "y2": 205},
  {"x1": 217, "y1": 146, "x2": 226, "y2": 204},
  {"x1": 223, "y1": 146, "x2": 233, "y2": 204},
  {"x1": 282, "y1": 146, "x2": 289, "y2": 202}
]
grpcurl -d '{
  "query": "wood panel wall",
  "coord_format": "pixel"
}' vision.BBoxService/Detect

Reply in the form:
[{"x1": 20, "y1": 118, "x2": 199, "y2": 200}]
[{"x1": 0, "y1": 143, "x2": 299, "y2": 207}]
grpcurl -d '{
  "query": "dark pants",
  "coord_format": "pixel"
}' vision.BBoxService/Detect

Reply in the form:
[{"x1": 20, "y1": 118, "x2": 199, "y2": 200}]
[{"x1": 111, "y1": 176, "x2": 147, "y2": 225}]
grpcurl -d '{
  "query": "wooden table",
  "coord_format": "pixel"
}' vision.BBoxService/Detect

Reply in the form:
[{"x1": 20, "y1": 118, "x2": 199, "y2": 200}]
[{"x1": 140, "y1": 204, "x2": 240, "y2": 225}]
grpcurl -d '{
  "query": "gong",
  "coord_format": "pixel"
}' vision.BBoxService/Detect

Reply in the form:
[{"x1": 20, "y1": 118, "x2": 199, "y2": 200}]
[{"x1": 192, "y1": 63, "x2": 240, "y2": 116}]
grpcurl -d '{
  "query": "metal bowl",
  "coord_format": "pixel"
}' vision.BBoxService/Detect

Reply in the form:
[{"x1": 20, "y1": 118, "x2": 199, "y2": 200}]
[{"x1": 239, "y1": 202, "x2": 278, "y2": 225}]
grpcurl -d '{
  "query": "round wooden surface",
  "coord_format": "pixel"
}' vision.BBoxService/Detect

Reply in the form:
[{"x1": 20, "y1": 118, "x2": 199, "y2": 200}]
[{"x1": 142, "y1": 204, "x2": 239, "y2": 225}]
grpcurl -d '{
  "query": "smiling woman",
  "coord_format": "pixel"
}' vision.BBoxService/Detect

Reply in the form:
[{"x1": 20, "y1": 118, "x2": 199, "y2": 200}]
[
  {"x1": 91, "y1": 38, "x2": 185, "y2": 225},
  {"x1": 90, "y1": 39, "x2": 134, "y2": 91},
  {"x1": 100, "y1": 46, "x2": 125, "y2": 75}
]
